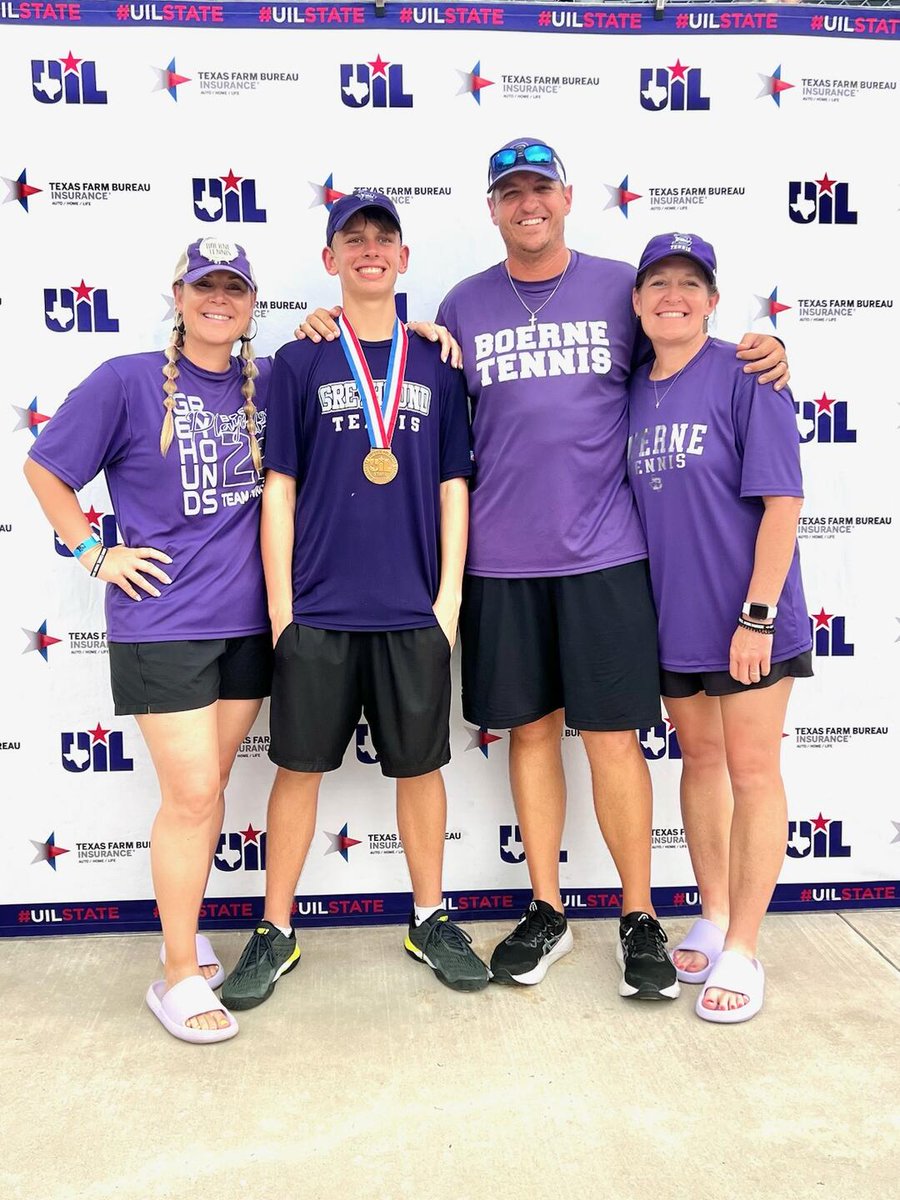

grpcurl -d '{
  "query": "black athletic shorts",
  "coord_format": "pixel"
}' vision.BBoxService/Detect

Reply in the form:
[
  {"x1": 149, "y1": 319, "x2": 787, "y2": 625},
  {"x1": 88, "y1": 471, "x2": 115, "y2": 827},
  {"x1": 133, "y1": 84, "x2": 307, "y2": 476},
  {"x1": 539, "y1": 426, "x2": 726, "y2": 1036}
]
[
  {"x1": 460, "y1": 560, "x2": 662, "y2": 731},
  {"x1": 108, "y1": 633, "x2": 273, "y2": 716},
  {"x1": 660, "y1": 651, "x2": 814, "y2": 699},
  {"x1": 269, "y1": 623, "x2": 451, "y2": 778}
]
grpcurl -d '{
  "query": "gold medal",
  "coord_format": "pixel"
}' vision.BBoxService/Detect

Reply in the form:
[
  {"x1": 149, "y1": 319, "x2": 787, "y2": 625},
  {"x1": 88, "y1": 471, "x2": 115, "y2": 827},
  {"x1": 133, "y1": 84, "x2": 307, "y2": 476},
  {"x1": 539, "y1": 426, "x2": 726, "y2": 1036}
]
[{"x1": 363, "y1": 448, "x2": 399, "y2": 485}]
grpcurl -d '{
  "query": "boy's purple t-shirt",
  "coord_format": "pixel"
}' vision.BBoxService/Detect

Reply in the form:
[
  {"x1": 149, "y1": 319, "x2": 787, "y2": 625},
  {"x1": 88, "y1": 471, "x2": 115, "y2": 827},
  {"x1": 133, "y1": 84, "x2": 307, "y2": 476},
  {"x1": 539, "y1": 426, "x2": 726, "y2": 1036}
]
[
  {"x1": 264, "y1": 334, "x2": 472, "y2": 631},
  {"x1": 627, "y1": 338, "x2": 811, "y2": 673},
  {"x1": 436, "y1": 251, "x2": 647, "y2": 578},
  {"x1": 28, "y1": 351, "x2": 270, "y2": 643}
]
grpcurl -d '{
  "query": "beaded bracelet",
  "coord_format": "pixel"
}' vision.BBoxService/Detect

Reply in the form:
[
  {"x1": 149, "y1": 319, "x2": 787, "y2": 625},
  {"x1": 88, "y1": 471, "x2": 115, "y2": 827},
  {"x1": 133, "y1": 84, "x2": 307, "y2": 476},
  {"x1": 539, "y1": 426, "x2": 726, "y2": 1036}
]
[{"x1": 737, "y1": 616, "x2": 775, "y2": 635}]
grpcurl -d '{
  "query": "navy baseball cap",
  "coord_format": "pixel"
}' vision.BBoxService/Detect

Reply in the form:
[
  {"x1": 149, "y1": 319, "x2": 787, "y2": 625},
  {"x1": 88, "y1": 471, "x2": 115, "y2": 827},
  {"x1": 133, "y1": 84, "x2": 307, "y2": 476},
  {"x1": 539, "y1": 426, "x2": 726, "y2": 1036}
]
[
  {"x1": 636, "y1": 232, "x2": 717, "y2": 285},
  {"x1": 487, "y1": 138, "x2": 567, "y2": 192},
  {"x1": 173, "y1": 238, "x2": 257, "y2": 290},
  {"x1": 326, "y1": 190, "x2": 402, "y2": 244}
]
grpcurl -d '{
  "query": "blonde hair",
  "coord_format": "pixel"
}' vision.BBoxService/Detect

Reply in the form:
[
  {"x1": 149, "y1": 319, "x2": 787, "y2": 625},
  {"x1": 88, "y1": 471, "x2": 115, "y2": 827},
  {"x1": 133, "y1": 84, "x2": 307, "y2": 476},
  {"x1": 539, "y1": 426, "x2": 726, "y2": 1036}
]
[{"x1": 160, "y1": 302, "x2": 262, "y2": 474}]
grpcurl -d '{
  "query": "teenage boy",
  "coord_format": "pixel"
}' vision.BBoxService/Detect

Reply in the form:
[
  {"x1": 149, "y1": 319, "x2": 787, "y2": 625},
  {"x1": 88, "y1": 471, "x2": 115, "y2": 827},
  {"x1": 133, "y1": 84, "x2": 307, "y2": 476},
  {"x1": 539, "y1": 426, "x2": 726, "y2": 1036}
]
[{"x1": 222, "y1": 191, "x2": 489, "y2": 1007}]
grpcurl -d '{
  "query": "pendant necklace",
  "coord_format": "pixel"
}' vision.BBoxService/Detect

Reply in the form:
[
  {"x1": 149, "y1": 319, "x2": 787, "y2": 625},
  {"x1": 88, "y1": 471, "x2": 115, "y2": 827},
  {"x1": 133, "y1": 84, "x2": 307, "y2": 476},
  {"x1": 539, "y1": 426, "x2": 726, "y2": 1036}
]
[
  {"x1": 652, "y1": 361, "x2": 689, "y2": 410},
  {"x1": 506, "y1": 252, "x2": 571, "y2": 330}
]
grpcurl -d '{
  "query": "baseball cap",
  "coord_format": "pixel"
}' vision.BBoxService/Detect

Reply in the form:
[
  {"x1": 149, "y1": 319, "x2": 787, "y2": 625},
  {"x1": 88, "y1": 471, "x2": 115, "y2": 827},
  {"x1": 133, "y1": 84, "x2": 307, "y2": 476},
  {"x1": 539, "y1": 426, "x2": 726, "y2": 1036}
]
[
  {"x1": 487, "y1": 138, "x2": 567, "y2": 192},
  {"x1": 172, "y1": 238, "x2": 258, "y2": 290},
  {"x1": 636, "y1": 232, "x2": 717, "y2": 285},
  {"x1": 326, "y1": 190, "x2": 403, "y2": 245}
]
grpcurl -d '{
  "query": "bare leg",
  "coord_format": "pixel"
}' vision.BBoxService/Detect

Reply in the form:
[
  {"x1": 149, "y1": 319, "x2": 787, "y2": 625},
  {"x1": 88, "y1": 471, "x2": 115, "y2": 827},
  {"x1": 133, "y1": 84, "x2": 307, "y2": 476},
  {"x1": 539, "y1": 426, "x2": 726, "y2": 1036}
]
[
  {"x1": 508, "y1": 710, "x2": 566, "y2": 911},
  {"x1": 262, "y1": 767, "x2": 322, "y2": 930},
  {"x1": 396, "y1": 770, "x2": 447, "y2": 907},
  {"x1": 663, "y1": 694, "x2": 732, "y2": 974},
  {"x1": 138, "y1": 703, "x2": 227, "y2": 1031},
  {"x1": 702, "y1": 678, "x2": 794, "y2": 1012},
  {"x1": 580, "y1": 729, "x2": 654, "y2": 916}
]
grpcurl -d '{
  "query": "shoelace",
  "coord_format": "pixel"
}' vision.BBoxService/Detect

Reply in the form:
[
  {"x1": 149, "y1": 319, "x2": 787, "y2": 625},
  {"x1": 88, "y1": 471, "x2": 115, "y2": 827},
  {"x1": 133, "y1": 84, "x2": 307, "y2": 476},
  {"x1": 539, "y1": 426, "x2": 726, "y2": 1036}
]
[
  {"x1": 510, "y1": 903, "x2": 557, "y2": 948},
  {"x1": 422, "y1": 918, "x2": 475, "y2": 959},
  {"x1": 626, "y1": 918, "x2": 668, "y2": 960},
  {"x1": 234, "y1": 928, "x2": 278, "y2": 974}
]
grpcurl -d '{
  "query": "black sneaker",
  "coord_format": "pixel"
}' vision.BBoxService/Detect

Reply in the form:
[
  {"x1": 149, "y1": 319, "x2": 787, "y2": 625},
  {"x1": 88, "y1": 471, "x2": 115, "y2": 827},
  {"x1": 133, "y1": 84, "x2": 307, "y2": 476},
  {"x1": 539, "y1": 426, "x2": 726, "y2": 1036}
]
[
  {"x1": 221, "y1": 923, "x2": 301, "y2": 1010},
  {"x1": 617, "y1": 911, "x2": 680, "y2": 1000},
  {"x1": 404, "y1": 910, "x2": 490, "y2": 992},
  {"x1": 490, "y1": 899, "x2": 574, "y2": 986}
]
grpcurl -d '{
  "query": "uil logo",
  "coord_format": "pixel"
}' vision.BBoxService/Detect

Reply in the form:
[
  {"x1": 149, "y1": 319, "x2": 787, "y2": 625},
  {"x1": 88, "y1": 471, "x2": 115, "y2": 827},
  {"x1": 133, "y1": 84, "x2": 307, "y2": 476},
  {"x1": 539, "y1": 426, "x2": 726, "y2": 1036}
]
[
  {"x1": 794, "y1": 393, "x2": 857, "y2": 444},
  {"x1": 341, "y1": 54, "x2": 412, "y2": 109},
  {"x1": 55, "y1": 506, "x2": 119, "y2": 558},
  {"x1": 786, "y1": 813, "x2": 850, "y2": 859},
  {"x1": 809, "y1": 609, "x2": 854, "y2": 657},
  {"x1": 356, "y1": 723, "x2": 379, "y2": 765},
  {"x1": 61, "y1": 723, "x2": 134, "y2": 773},
  {"x1": 788, "y1": 174, "x2": 857, "y2": 225},
  {"x1": 214, "y1": 826, "x2": 267, "y2": 872},
  {"x1": 32, "y1": 52, "x2": 108, "y2": 105},
  {"x1": 44, "y1": 281, "x2": 119, "y2": 333},
  {"x1": 639, "y1": 720, "x2": 682, "y2": 761},
  {"x1": 640, "y1": 59, "x2": 709, "y2": 112},
  {"x1": 192, "y1": 169, "x2": 267, "y2": 223},
  {"x1": 499, "y1": 824, "x2": 567, "y2": 865}
]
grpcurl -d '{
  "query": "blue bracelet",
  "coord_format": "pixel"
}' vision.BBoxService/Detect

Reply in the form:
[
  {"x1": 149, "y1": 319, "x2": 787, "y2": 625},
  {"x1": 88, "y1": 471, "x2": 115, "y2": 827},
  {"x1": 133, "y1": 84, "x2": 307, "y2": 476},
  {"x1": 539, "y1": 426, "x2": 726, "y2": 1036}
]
[{"x1": 72, "y1": 534, "x2": 101, "y2": 559}]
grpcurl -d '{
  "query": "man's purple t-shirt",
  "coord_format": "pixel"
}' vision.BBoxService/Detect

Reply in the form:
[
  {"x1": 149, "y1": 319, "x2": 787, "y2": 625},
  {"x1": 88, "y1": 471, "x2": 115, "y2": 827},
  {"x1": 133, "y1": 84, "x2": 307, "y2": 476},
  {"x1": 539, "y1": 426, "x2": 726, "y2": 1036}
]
[
  {"x1": 436, "y1": 251, "x2": 647, "y2": 578},
  {"x1": 627, "y1": 338, "x2": 811, "y2": 673},
  {"x1": 28, "y1": 351, "x2": 270, "y2": 643},
  {"x1": 264, "y1": 334, "x2": 472, "y2": 631}
]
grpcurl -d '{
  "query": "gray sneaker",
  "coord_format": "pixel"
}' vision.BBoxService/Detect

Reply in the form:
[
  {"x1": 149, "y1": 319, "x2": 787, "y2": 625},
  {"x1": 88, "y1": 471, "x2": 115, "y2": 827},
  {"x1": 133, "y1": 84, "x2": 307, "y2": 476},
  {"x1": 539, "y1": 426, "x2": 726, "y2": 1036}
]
[
  {"x1": 221, "y1": 923, "x2": 300, "y2": 1010},
  {"x1": 404, "y1": 909, "x2": 490, "y2": 992}
]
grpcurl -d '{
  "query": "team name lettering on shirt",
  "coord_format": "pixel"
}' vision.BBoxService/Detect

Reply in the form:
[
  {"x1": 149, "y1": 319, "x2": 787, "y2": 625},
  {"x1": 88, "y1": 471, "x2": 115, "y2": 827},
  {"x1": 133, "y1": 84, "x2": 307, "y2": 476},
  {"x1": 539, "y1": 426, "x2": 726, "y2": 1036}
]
[
  {"x1": 628, "y1": 422, "x2": 708, "y2": 476},
  {"x1": 173, "y1": 392, "x2": 266, "y2": 516},
  {"x1": 317, "y1": 379, "x2": 432, "y2": 434},
  {"x1": 473, "y1": 320, "x2": 613, "y2": 387}
]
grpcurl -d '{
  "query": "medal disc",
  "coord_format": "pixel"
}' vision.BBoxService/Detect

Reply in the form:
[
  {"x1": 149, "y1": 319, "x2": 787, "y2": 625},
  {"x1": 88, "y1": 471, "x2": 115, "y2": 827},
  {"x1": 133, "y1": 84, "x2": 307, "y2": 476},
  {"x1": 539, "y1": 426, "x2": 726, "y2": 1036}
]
[{"x1": 363, "y1": 449, "x2": 398, "y2": 485}]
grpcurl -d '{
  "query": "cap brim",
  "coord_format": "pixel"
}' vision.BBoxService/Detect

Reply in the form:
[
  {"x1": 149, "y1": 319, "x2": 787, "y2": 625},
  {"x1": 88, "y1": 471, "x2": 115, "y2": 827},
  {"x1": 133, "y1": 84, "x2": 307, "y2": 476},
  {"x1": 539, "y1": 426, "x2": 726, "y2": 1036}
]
[
  {"x1": 180, "y1": 263, "x2": 257, "y2": 290},
  {"x1": 487, "y1": 163, "x2": 563, "y2": 193},
  {"x1": 329, "y1": 198, "x2": 402, "y2": 241},
  {"x1": 637, "y1": 252, "x2": 715, "y2": 285}
]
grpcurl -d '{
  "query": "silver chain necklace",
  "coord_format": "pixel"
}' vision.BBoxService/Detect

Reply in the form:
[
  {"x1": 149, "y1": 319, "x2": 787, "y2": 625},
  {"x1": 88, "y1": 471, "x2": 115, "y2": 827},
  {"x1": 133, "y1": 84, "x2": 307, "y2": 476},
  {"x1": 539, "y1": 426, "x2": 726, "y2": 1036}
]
[
  {"x1": 505, "y1": 252, "x2": 571, "y2": 330},
  {"x1": 652, "y1": 360, "x2": 690, "y2": 409}
]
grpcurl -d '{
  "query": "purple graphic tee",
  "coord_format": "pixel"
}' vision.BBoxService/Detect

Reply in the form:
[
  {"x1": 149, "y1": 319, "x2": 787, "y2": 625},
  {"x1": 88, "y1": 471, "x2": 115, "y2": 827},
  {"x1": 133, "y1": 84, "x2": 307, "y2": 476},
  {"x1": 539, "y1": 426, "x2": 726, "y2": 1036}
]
[
  {"x1": 264, "y1": 334, "x2": 472, "y2": 631},
  {"x1": 627, "y1": 338, "x2": 811, "y2": 672},
  {"x1": 437, "y1": 251, "x2": 647, "y2": 577},
  {"x1": 29, "y1": 351, "x2": 270, "y2": 642}
]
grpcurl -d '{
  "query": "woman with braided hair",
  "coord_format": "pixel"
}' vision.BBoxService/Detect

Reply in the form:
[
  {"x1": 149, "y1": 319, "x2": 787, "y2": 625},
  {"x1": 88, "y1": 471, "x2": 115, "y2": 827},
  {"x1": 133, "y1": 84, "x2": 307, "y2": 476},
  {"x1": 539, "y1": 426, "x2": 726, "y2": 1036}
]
[{"x1": 24, "y1": 239, "x2": 271, "y2": 1043}]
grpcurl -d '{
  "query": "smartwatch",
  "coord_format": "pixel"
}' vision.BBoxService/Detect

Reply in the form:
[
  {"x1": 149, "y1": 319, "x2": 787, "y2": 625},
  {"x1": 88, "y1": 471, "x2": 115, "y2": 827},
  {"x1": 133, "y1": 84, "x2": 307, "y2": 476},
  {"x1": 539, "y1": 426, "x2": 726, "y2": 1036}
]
[{"x1": 742, "y1": 601, "x2": 777, "y2": 621}]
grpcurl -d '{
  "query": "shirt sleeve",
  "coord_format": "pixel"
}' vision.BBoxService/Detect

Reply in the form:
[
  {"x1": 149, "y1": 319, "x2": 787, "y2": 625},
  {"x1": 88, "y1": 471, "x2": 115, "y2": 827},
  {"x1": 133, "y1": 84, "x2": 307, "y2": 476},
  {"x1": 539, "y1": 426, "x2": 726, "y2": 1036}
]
[
  {"x1": 27, "y1": 360, "x2": 132, "y2": 490},
  {"x1": 262, "y1": 347, "x2": 302, "y2": 480},
  {"x1": 438, "y1": 358, "x2": 473, "y2": 482},
  {"x1": 733, "y1": 375, "x2": 804, "y2": 499},
  {"x1": 435, "y1": 292, "x2": 458, "y2": 341}
]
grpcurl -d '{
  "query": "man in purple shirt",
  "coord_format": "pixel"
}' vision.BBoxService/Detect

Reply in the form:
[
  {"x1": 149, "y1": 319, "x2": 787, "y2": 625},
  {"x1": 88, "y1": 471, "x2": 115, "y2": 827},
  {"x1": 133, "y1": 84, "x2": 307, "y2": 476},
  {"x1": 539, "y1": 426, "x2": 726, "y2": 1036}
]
[{"x1": 437, "y1": 139, "x2": 789, "y2": 1000}]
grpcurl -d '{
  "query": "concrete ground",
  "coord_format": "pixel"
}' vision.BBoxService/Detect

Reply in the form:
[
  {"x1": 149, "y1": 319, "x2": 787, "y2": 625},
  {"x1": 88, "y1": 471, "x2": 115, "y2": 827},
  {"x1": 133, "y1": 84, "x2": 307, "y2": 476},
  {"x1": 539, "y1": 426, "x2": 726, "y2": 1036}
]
[{"x1": 2, "y1": 911, "x2": 897, "y2": 1200}]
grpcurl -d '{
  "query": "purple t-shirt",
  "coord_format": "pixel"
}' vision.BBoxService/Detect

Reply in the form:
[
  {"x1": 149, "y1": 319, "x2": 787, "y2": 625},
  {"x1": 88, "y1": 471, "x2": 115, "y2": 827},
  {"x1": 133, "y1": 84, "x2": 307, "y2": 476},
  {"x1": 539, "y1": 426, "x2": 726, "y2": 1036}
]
[
  {"x1": 627, "y1": 338, "x2": 811, "y2": 672},
  {"x1": 264, "y1": 334, "x2": 472, "y2": 631},
  {"x1": 29, "y1": 351, "x2": 270, "y2": 643},
  {"x1": 436, "y1": 251, "x2": 647, "y2": 578}
]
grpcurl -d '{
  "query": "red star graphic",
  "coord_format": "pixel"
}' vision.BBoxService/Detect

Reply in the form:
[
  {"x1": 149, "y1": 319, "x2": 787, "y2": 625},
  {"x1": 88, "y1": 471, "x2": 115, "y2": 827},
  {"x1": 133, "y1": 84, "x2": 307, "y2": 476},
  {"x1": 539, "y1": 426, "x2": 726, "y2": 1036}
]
[
  {"x1": 811, "y1": 812, "x2": 830, "y2": 833},
  {"x1": 72, "y1": 279, "x2": 94, "y2": 303},
  {"x1": 815, "y1": 173, "x2": 836, "y2": 195},
  {"x1": 471, "y1": 71, "x2": 494, "y2": 93},
  {"x1": 480, "y1": 730, "x2": 501, "y2": 748},
  {"x1": 48, "y1": 842, "x2": 69, "y2": 859},
  {"x1": 814, "y1": 392, "x2": 835, "y2": 415},
  {"x1": 664, "y1": 718, "x2": 677, "y2": 732},
  {"x1": 620, "y1": 186, "x2": 642, "y2": 205},
  {"x1": 220, "y1": 168, "x2": 243, "y2": 192},
  {"x1": 59, "y1": 50, "x2": 82, "y2": 73},
  {"x1": 368, "y1": 54, "x2": 390, "y2": 77},
  {"x1": 811, "y1": 607, "x2": 833, "y2": 630},
  {"x1": 240, "y1": 823, "x2": 261, "y2": 845},
  {"x1": 340, "y1": 832, "x2": 362, "y2": 851},
  {"x1": 83, "y1": 505, "x2": 104, "y2": 524},
  {"x1": 39, "y1": 631, "x2": 62, "y2": 650},
  {"x1": 772, "y1": 77, "x2": 794, "y2": 95},
  {"x1": 88, "y1": 722, "x2": 110, "y2": 744},
  {"x1": 668, "y1": 59, "x2": 689, "y2": 80},
  {"x1": 770, "y1": 297, "x2": 791, "y2": 318}
]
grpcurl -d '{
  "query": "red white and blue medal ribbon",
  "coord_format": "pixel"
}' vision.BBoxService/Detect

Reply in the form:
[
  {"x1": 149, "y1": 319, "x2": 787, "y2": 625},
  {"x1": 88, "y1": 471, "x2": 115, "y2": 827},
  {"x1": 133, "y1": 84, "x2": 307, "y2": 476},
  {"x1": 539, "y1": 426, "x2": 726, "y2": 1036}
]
[{"x1": 337, "y1": 313, "x2": 408, "y2": 453}]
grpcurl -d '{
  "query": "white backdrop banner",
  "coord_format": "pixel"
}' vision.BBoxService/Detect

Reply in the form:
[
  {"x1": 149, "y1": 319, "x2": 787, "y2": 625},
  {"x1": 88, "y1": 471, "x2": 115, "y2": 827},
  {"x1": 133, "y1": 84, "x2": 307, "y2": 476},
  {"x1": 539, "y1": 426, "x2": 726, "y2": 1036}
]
[{"x1": 2, "y1": 3, "x2": 898, "y2": 936}]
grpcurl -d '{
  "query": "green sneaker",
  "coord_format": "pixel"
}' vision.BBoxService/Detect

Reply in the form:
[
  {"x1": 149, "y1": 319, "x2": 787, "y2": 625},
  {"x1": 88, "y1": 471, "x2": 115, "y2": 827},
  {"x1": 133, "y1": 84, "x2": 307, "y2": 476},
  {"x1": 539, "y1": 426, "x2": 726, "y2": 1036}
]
[
  {"x1": 221, "y1": 924, "x2": 300, "y2": 1010},
  {"x1": 404, "y1": 910, "x2": 490, "y2": 992}
]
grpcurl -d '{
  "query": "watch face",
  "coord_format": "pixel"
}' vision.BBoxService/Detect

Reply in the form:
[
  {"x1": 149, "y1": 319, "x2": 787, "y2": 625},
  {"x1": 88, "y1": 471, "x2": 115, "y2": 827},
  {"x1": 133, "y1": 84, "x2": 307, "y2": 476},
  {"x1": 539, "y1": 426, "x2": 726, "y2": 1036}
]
[{"x1": 748, "y1": 603, "x2": 770, "y2": 620}]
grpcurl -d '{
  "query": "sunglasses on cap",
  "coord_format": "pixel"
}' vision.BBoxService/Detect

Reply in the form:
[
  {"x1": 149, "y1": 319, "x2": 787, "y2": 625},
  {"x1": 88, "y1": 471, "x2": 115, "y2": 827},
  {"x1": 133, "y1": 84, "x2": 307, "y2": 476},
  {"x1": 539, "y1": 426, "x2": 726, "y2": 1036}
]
[{"x1": 487, "y1": 142, "x2": 567, "y2": 189}]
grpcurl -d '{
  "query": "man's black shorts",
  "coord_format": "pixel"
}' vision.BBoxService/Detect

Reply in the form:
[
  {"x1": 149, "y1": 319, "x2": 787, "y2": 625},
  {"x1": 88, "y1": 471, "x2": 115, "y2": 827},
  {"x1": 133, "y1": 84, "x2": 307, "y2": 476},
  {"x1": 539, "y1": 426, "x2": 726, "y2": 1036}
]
[
  {"x1": 460, "y1": 560, "x2": 662, "y2": 731},
  {"x1": 269, "y1": 623, "x2": 451, "y2": 778},
  {"x1": 108, "y1": 634, "x2": 273, "y2": 716}
]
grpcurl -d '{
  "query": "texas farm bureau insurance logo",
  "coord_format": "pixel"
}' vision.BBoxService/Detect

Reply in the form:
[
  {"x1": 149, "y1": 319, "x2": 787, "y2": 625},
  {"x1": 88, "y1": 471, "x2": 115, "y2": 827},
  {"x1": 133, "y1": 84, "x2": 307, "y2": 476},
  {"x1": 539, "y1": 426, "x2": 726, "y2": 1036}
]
[
  {"x1": 786, "y1": 812, "x2": 851, "y2": 859},
  {"x1": 495, "y1": 63, "x2": 600, "y2": 102},
  {"x1": 45, "y1": 175, "x2": 151, "y2": 209},
  {"x1": 44, "y1": 281, "x2": 119, "y2": 334},
  {"x1": 31, "y1": 52, "x2": 107, "y2": 105},
  {"x1": 799, "y1": 514, "x2": 891, "y2": 543},
  {"x1": 646, "y1": 179, "x2": 745, "y2": 214},
  {"x1": 340, "y1": 54, "x2": 412, "y2": 109},
  {"x1": 154, "y1": 54, "x2": 301, "y2": 99},
  {"x1": 754, "y1": 285, "x2": 892, "y2": 327},
  {"x1": 192, "y1": 169, "x2": 267, "y2": 223},
  {"x1": 793, "y1": 725, "x2": 890, "y2": 751},
  {"x1": 781, "y1": 66, "x2": 897, "y2": 106},
  {"x1": 309, "y1": 171, "x2": 452, "y2": 212},
  {"x1": 640, "y1": 59, "x2": 709, "y2": 112},
  {"x1": 61, "y1": 721, "x2": 133, "y2": 773},
  {"x1": 2, "y1": 168, "x2": 42, "y2": 212},
  {"x1": 788, "y1": 172, "x2": 857, "y2": 225}
]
